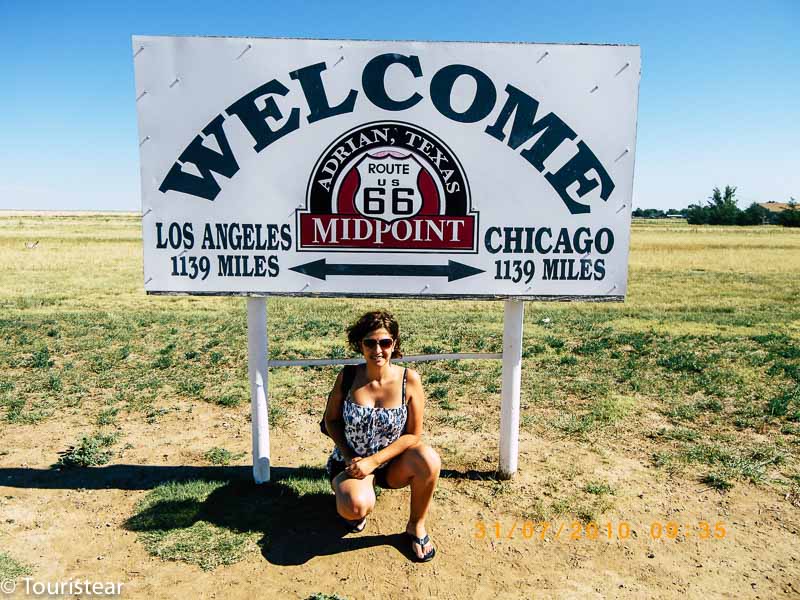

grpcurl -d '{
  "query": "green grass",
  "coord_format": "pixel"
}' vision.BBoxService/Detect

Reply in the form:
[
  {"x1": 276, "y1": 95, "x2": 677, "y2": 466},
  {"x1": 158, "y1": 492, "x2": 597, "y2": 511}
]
[
  {"x1": 1, "y1": 395, "x2": 51, "y2": 424},
  {"x1": 29, "y1": 345, "x2": 53, "y2": 369},
  {"x1": 125, "y1": 467, "x2": 333, "y2": 570},
  {"x1": 425, "y1": 370, "x2": 450, "y2": 384},
  {"x1": 545, "y1": 488, "x2": 614, "y2": 525},
  {"x1": 126, "y1": 480, "x2": 259, "y2": 571},
  {"x1": 590, "y1": 395, "x2": 633, "y2": 423},
  {"x1": 767, "y1": 386, "x2": 800, "y2": 418},
  {"x1": 552, "y1": 395, "x2": 633, "y2": 436},
  {"x1": 57, "y1": 432, "x2": 120, "y2": 468},
  {"x1": 435, "y1": 413, "x2": 469, "y2": 427},
  {"x1": 216, "y1": 393, "x2": 245, "y2": 407},
  {"x1": 666, "y1": 403, "x2": 699, "y2": 421},
  {"x1": 552, "y1": 413, "x2": 595, "y2": 435},
  {"x1": 430, "y1": 386, "x2": 448, "y2": 400},
  {"x1": 650, "y1": 427, "x2": 699, "y2": 442},
  {"x1": 96, "y1": 406, "x2": 119, "y2": 426},
  {"x1": 1, "y1": 215, "x2": 799, "y2": 516},
  {"x1": 204, "y1": 447, "x2": 246, "y2": 466},
  {"x1": 177, "y1": 378, "x2": 204, "y2": 397},
  {"x1": 583, "y1": 481, "x2": 614, "y2": 496},
  {"x1": 0, "y1": 551, "x2": 32, "y2": 580},
  {"x1": 437, "y1": 397, "x2": 456, "y2": 411},
  {"x1": 657, "y1": 350, "x2": 709, "y2": 373},
  {"x1": 277, "y1": 466, "x2": 336, "y2": 497},
  {"x1": 701, "y1": 472, "x2": 734, "y2": 491},
  {"x1": 47, "y1": 372, "x2": 62, "y2": 392},
  {"x1": 656, "y1": 441, "x2": 788, "y2": 485}
]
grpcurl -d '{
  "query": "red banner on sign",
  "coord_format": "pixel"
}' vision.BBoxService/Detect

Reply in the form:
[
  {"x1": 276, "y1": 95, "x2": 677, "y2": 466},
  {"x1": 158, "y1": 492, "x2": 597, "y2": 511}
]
[{"x1": 299, "y1": 214, "x2": 475, "y2": 250}]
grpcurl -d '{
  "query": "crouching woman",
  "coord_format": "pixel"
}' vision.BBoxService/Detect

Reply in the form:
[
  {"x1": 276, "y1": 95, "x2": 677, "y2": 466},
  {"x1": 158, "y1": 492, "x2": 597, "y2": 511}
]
[{"x1": 323, "y1": 310, "x2": 441, "y2": 562}]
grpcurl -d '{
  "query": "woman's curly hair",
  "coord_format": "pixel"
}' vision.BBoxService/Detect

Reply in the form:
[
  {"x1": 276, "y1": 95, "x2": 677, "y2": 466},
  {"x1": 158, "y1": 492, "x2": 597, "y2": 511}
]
[{"x1": 346, "y1": 310, "x2": 403, "y2": 359}]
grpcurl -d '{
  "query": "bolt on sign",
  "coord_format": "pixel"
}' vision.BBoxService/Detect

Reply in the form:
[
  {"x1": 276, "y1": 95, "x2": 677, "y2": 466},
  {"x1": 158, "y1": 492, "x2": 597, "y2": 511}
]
[{"x1": 134, "y1": 37, "x2": 640, "y2": 299}]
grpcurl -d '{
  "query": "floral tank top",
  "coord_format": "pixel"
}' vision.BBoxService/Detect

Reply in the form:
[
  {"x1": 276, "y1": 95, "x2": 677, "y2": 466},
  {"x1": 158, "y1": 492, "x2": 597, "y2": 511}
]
[{"x1": 327, "y1": 368, "x2": 409, "y2": 473}]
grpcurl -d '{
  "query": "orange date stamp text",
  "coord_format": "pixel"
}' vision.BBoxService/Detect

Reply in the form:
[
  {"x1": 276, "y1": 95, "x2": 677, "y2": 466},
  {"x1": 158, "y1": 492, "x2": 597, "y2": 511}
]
[{"x1": 473, "y1": 520, "x2": 726, "y2": 541}]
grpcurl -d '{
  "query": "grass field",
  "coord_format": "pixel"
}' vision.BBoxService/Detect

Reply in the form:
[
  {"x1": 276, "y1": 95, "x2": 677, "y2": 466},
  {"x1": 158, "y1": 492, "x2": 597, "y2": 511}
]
[{"x1": 1, "y1": 213, "x2": 799, "y2": 597}]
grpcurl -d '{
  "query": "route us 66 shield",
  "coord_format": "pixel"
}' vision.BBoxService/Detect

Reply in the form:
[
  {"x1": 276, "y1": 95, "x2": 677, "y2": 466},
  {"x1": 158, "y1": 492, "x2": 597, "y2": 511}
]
[{"x1": 352, "y1": 152, "x2": 425, "y2": 222}]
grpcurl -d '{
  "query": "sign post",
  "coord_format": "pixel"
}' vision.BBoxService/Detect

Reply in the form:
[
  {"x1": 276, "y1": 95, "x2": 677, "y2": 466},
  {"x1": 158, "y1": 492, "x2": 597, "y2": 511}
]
[
  {"x1": 133, "y1": 36, "x2": 640, "y2": 482},
  {"x1": 247, "y1": 298, "x2": 270, "y2": 483},
  {"x1": 499, "y1": 299, "x2": 524, "y2": 479}
]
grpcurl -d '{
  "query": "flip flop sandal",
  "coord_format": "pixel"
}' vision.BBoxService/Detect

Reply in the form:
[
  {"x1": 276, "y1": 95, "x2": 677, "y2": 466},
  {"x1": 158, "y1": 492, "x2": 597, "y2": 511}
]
[
  {"x1": 406, "y1": 532, "x2": 436, "y2": 562},
  {"x1": 341, "y1": 516, "x2": 367, "y2": 533}
]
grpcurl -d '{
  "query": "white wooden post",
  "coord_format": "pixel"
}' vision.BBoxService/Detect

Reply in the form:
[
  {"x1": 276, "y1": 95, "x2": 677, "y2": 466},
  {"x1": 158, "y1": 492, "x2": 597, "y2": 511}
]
[
  {"x1": 247, "y1": 297, "x2": 270, "y2": 483},
  {"x1": 499, "y1": 299, "x2": 524, "y2": 479}
]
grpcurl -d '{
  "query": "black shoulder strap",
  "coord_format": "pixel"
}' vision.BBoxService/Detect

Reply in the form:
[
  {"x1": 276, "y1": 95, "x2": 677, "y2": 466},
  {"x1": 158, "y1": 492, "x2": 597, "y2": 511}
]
[
  {"x1": 341, "y1": 364, "x2": 357, "y2": 396},
  {"x1": 402, "y1": 368, "x2": 408, "y2": 405}
]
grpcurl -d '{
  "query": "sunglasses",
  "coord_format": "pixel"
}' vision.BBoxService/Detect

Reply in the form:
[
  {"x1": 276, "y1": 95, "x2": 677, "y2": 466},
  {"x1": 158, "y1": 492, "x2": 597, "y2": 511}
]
[{"x1": 362, "y1": 338, "x2": 394, "y2": 350}]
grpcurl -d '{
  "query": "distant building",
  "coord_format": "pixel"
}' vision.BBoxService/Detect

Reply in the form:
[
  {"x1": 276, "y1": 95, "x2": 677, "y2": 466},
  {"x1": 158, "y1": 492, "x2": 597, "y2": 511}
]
[{"x1": 758, "y1": 201, "x2": 792, "y2": 213}]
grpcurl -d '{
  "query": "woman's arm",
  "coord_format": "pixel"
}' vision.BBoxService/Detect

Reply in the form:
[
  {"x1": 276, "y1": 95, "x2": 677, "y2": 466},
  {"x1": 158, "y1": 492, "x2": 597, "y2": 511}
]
[
  {"x1": 324, "y1": 369, "x2": 356, "y2": 464},
  {"x1": 347, "y1": 369, "x2": 425, "y2": 478}
]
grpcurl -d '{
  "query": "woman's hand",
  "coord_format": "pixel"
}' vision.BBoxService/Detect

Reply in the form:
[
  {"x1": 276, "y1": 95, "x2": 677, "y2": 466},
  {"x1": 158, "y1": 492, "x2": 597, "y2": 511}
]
[{"x1": 346, "y1": 456, "x2": 377, "y2": 479}]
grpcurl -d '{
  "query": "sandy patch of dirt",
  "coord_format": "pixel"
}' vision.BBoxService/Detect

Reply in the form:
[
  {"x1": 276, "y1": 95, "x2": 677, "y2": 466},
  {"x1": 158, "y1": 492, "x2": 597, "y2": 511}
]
[{"x1": 1, "y1": 404, "x2": 798, "y2": 599}]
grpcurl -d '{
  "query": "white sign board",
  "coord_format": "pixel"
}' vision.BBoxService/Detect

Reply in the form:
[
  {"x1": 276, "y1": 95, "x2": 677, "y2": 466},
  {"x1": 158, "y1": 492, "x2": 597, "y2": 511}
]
[{"x1": 133, "y1": 36, "x2": 640, "y2": 299}]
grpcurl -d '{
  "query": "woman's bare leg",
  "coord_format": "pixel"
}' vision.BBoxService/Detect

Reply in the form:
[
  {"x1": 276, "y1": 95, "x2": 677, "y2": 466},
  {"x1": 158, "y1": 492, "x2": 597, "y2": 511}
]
[
  {"x1": 331, "y1": 472, "x2": 376, "y2": 523},
  {"x1": 384, "y1": 442, "x2": 442, "y2": 558}
]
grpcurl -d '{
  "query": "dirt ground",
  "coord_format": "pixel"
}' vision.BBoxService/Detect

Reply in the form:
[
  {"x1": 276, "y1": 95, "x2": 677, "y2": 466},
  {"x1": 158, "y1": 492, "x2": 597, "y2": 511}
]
[{"x1": 2, "y1": 400, "x2": 798, "y2": 600}]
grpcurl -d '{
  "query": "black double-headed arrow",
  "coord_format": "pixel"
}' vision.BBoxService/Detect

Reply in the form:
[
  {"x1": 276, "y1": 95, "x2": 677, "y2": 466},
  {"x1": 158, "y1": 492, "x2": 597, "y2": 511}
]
[{"x1": 290, "y1": 259, "x2": 484, "y2": 282}]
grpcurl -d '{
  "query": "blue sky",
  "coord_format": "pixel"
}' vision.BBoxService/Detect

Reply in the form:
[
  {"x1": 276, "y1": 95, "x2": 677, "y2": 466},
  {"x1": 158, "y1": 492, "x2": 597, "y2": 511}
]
[{"x1": 1, "y1": 0, "x2": 797, "y2": 211}]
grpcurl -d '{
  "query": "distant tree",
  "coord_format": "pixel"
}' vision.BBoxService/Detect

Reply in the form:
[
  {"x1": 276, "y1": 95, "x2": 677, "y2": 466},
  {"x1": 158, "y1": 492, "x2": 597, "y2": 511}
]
[
  {"x1": 777, "y1": 198, "x2": 800, "y2": 228},
  {"x1": 686, "y1": 202, "x2": 709, "y2": 225},
  {"x1": 632, "y1": 208, "x2": 666, "y2": 219},
  {"x1": 738, "y1": 202, "x2": 770, "y2": 225},
  {"x1": 707, "y1": 186, "x2": 740, "y2": 225},
  {"x1": 686, "y1": 185, "x2": 742, "y2": 225}
]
